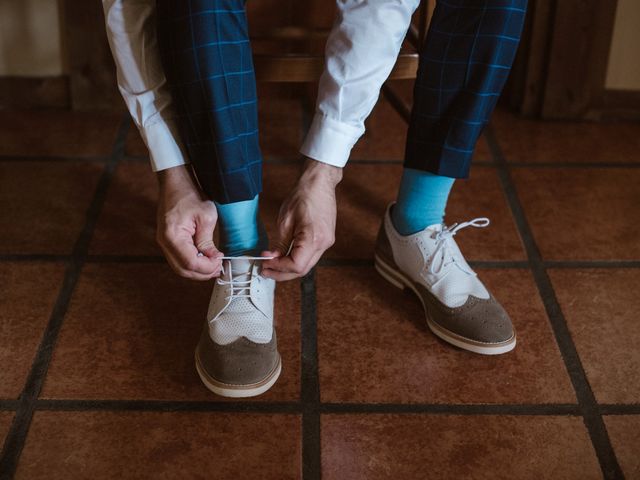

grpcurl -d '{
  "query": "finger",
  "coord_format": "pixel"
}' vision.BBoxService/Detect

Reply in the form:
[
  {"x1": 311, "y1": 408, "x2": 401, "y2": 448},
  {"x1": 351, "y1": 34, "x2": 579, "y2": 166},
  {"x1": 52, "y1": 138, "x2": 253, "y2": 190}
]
[
  {"x1": 164, "y1": 247, "x2": 221, "y2": 279},
  {"x1": 263, "y1": 247, "x2": 322, "y2": 281},
  {"x1": 261, "y1": 251, "x2": 320, "y2": 281},
  {"x1": 262, "y1": 255, "x2": 303, "y2": 276},
  {"x1": 272, "y1": 215, "x2": 295, "y2": 256},
  {"x1": 262, "y1": 217, "x2": 294, "y2": 268},
  {"x1": 161, "y1": 244, "x2": 222, "y2": 280},
  {"x1": 166, "y1": 234, "x2": 223, "y2": 275},
  {"x1": 193, "y1": 211, "x2": 221, "y2": 258},
  {"x1": 261, "y1": 270, "x2": 302, "y2": 282},
  {"x1": 159, "y1": 225, "x2": 223, "y2": 276},
  {"x1": 263, "y1": 228, "x2": 316, "y2": 276},
  {"x1": 262, "y1": 238, "x2": 293, "y2": 259},
  {"x1": 283, "y1": 228, "x2": 317, "y2": 268}
]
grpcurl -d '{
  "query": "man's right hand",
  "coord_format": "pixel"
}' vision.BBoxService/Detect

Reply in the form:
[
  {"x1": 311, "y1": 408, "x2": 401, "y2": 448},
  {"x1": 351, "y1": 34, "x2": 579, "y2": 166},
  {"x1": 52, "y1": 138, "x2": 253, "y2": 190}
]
[{"x1": 156, "y1": 165, "x2": 223, "y2": 280}]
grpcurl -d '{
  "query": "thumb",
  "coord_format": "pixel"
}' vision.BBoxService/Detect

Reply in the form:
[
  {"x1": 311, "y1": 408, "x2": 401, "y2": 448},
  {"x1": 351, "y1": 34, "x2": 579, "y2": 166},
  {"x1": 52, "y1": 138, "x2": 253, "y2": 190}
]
[
  {"x1": 266, "y1": 218, "x2": 294, "y2": 258},
  {"x1": 194, "y1": 214, "x2": 221, "y2": 257}
]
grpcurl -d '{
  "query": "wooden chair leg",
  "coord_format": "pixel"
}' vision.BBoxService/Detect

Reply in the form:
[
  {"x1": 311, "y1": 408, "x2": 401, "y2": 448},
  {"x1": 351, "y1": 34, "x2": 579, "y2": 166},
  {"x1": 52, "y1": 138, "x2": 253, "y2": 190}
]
[{"x1": 382, "y1": 83, "x2": 412, "y2": 124}]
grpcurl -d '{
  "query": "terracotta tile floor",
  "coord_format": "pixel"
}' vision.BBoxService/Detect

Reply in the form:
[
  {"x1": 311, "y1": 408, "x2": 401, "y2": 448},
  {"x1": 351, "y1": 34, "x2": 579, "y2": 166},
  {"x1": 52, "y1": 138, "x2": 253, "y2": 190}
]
[{"x1": 1, "y1": 100, "x2": 639, "y2": 480}]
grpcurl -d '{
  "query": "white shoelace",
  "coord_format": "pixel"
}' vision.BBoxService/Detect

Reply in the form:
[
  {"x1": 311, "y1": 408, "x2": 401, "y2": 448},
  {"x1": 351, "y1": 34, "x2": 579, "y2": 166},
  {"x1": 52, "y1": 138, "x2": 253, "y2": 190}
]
[
  {"x1": 217, "y1": 257, "x2": 273, "y2": 301},
  {"x1": 217, "y1": 270, "x2": 253, "y2": 300},
  {"x1": 428, "y1": 218, "x2": 490, "y2": 275}
]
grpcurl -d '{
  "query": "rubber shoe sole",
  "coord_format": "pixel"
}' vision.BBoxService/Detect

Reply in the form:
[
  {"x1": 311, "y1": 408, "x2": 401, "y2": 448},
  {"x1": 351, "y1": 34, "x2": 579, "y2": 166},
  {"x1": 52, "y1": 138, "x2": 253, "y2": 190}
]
[
  {"x1": 374, "y1": 253, "x2": 516, "y2": 355},
  {"x1": 195, "y1": 350, "x2": 282, "y2": 398}
]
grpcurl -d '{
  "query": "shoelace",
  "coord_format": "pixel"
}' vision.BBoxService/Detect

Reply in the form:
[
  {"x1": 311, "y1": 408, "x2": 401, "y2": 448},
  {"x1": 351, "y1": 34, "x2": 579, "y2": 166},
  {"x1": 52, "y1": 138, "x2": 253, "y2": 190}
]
[
  {"x1": 428, "y1": 218, "x2": 490, "y2": 275},
  {"x1": 217, "y1": 257, "x2": 273, "y2": 301}
]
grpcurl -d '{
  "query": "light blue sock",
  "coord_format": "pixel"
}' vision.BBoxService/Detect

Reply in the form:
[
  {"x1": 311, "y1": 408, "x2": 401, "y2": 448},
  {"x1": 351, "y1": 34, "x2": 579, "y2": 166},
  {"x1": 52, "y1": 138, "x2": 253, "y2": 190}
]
[
  {"x1": 391, "y1": 168, "x2": 455, "y2": 236},
  {"x1": 214, "y1": 194, "x2": 268, "y2": 257}
]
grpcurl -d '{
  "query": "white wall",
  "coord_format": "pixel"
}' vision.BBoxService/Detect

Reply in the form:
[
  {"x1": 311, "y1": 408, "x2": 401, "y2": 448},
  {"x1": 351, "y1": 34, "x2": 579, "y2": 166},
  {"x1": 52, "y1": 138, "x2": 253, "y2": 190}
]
[
  {"x1": 606, "y1": 0, "x2": 640, "y2": 91},
  {"x1": 0, "y1": 0, "x2": 63, "y2": 76}
]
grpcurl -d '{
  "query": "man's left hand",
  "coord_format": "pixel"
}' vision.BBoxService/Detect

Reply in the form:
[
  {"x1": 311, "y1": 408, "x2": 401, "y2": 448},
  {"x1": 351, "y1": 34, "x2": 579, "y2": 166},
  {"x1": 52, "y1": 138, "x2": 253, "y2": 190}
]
[{"x1": 262, "y1": 159, "x2": 342, "y2": 281}]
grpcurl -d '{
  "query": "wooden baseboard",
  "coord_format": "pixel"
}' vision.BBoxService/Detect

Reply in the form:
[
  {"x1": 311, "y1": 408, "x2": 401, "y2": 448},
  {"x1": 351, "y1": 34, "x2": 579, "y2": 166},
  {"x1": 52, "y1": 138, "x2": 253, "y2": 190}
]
[
  {"x1": 602, "y1": 89, "x2": 640, "y2": 108},
  {"x1": 0, "y1": 76, "x2": 70, "y2": 109},
  {"x1": 586, "y1": 89, "x2": 640, "y2": 120}
]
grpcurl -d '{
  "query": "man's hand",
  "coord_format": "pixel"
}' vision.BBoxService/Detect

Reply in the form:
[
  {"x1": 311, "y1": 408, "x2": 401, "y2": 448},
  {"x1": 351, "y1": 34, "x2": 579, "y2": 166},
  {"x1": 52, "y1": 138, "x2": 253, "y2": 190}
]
[
  {"x1": 156, "y1": 165, "x2": 223, "y2": 280},
  {"x1": 262, "y1": 159, "x2": 342, "y2": 281}
]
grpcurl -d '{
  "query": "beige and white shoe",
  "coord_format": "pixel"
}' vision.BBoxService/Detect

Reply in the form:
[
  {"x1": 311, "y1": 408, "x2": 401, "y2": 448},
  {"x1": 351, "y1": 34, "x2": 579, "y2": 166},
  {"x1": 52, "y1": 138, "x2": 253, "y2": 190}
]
[
  {"x1": 195, "y1": 257, "x2": 281, "y2": 398},
  {"x1": 374, "y1": 204, "x2": 516, "y2": 355}
]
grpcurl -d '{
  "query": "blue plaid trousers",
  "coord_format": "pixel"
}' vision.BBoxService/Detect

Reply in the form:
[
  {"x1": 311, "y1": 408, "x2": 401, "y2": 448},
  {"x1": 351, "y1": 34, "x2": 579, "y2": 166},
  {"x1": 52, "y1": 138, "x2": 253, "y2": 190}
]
[
  {"x1": 157, "y1": 0, "x2": 261, "y2": 204},
  {"x1": 406, "y1": 0, "x2": 527, "y2": 177},
  {"x1": 157, "y1": 0, "x2": 527, "y2": 204}
]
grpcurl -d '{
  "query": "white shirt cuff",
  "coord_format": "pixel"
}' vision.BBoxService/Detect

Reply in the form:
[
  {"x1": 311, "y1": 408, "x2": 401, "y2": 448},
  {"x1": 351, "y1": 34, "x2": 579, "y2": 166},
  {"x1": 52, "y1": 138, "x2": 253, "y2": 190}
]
[
  {"x1": 141, "y1": 118, "x2": 189, "y2": 171},
  {"x1": 300, "y1": 114, "x2": 363, "y2": 168}
]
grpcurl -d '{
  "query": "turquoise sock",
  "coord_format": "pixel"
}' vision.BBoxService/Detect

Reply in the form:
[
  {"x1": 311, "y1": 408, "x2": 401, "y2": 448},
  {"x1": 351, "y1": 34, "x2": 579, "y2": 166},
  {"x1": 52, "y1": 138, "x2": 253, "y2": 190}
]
[
  {"x1": 214, "y1": 194, "x2": 268, "y2": 257},
  {"x1": 391, "y1": 168, "x2": 455, "y2": 236}
]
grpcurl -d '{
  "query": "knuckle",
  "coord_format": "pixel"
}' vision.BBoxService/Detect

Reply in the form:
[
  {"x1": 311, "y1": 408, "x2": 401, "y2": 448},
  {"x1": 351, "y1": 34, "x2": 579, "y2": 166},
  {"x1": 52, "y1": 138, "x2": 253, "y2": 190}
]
[
  {"x1": 196, "y1": 239, "x2": 214, "y2": 250},
  {"x1": 278, "y1": 210, "x2": 292, "y2": 226},
  {"x1": 314, "y1": 232, "x2": 333, "y2": 249},
  {"x1": 277, "y1": 222, "x2": 290, "y2": 236},
  {"x1": 202, "y1": 213, "x2": 216, "y2": 224},
  {"x1": 326, "y1": 235, "x2": 336, "y2": 248}
]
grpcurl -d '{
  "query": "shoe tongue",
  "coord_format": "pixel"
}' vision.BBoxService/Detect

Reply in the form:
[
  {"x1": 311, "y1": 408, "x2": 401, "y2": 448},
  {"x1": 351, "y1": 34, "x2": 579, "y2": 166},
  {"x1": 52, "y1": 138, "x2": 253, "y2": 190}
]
[
  {"x1": 426, "y1": 223, "x2": 443, "y2": 233},
  {"x1": 419, "y1": 223, "x2": 443, "y2": 242},
  {"x1": 224, "y1": 257, "x2": 255, "y2": 313},
  {"x1": 228, "y1": 257, "x2": 253, "y2": 275}
]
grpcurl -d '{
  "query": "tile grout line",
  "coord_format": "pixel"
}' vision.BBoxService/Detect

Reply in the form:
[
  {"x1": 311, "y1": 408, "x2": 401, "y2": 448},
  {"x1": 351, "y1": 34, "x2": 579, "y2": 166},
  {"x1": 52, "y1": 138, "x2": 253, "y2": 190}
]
[
  {"x1": 0, "y1": 115, "x2": 130, "y2": 480},
  {"x1": 319, "y1": 403, "x2": 582, "y2": 415},
  {"x1": 506, "y1": 162, "x2": 640, "y2": 169},
  {"x1": 33, "y1": 400, "x2": 302, "y2": 413},
  {"x1": 298, "y1": 90, "x2": 322, "y2": 480},
  {"x1": 19, "y1": 399, "x2": 600, "y2": 416},
  {"x1": 0, "y1": 402, "x2": 19, "y2": 412},
  {"x1": 3, "y1": 255, "x2": 640, "y2": 269},
  {"x1": 0, "y1": 154, "x2": 109, "y2": 163},
  {"x1": 485, "y1": 125, "x2": 624, "y2": 480},
  {"x1": 598, "y1": 404, "x2": 640, "y2": 415},
  {"x1": 300, "y1": 270, "x2": 321, "y2": 480},
  {"x1": 5, "y1": 155, "x2": 640, "y2": 170},
  {"x1": 543, "y1": 260, "x2": 640, "y2": 269},
  {"x1": 7, "y1": 393, "x2": 640, "y2": 417},
  {"x1": 11, "y1": 396, "x2": 640, "y2": 416},
  {"x1": 0, "y1": 255, "x2": 69, "y2": 263}
]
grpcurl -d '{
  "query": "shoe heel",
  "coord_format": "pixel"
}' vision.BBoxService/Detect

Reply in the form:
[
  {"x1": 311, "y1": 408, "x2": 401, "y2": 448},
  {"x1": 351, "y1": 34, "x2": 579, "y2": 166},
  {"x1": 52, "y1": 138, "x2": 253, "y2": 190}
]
[{"x1": 374, "y1": 255, "x2": 405, "y2": 290}]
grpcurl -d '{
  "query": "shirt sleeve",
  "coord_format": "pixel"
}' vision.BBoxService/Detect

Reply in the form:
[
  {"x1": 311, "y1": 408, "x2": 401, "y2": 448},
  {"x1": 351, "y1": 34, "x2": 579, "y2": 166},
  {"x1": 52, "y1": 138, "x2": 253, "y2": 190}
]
[
  {"x1": 300, "y1": 0, "x2": 420, "y2": 168},
  {"x1": 102, "y1": 0, "x2": 188, "y2": 171}
]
